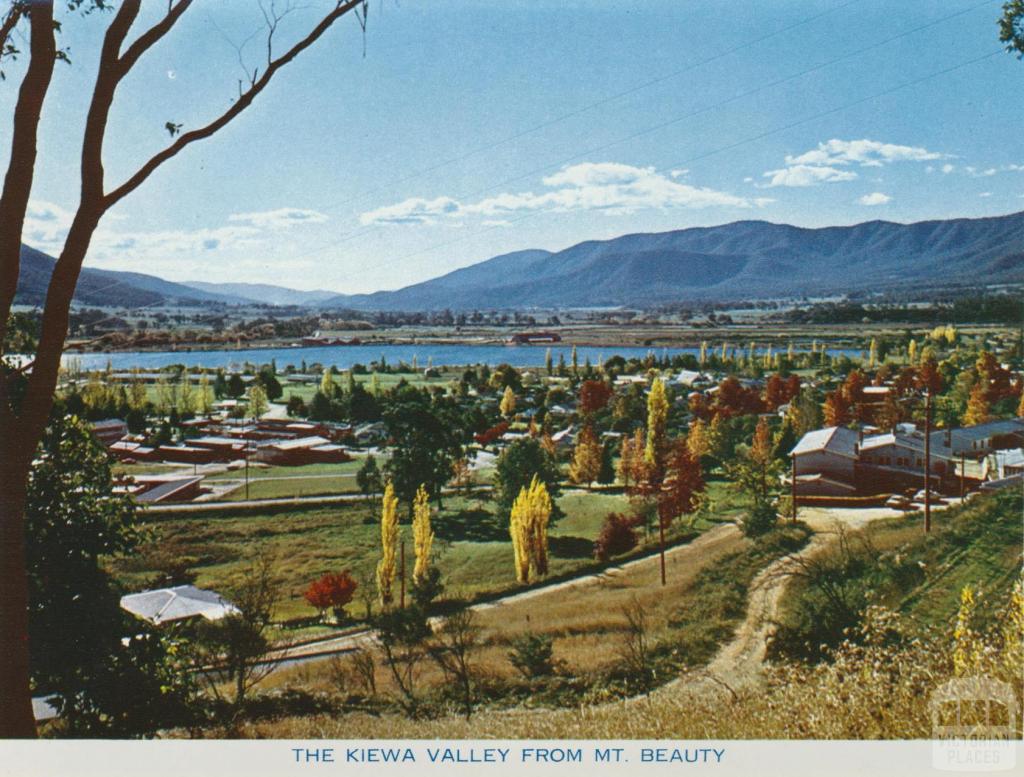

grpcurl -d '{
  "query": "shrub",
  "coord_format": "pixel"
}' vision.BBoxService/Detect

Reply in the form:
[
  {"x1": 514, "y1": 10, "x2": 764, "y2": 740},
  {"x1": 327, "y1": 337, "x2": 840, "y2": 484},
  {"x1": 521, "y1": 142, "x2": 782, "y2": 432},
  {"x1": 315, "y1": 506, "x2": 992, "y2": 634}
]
[
  {"x1": 741, "y1": 499, "x2": 777, "y2": 537},
  {"x1": 508, "y1": 633, "x2": 557, "y2": 679},
  {"x1": 593, "y1": 512, "x2": 638, "y2": 561},
  {"x1": 304, "y1": 571, "x2": 358, "y2": 623}
]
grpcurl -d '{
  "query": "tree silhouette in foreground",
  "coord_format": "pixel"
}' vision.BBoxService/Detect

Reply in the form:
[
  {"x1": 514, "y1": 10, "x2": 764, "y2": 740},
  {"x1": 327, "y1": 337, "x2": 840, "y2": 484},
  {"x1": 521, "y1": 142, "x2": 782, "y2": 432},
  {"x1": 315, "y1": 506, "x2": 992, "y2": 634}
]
[{"x1": 0, "y1": 0, "x2": 369, "y2": 737}]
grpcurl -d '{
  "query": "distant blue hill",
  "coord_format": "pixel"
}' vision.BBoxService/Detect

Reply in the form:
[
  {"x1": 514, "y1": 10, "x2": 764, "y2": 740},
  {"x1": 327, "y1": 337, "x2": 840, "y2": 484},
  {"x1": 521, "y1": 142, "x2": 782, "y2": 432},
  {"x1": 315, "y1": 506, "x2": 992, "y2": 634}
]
[
  {"x1": 15, "y1": 210, "x2": 1024, "y2": 310},
  {"x1": 322, "y1": 211, "x2": 1024, "y2": 310},
  {"x1": 15, "y1": 244, "x2": 247, "y2": 307}
]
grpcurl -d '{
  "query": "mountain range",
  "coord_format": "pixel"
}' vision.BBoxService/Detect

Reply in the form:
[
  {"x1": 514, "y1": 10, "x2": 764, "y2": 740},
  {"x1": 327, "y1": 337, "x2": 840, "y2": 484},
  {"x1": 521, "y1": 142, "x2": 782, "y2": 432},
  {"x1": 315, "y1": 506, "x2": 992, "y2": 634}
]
[{"x1": 14, "y1": 211, "x2": 1024, "y2": 311}]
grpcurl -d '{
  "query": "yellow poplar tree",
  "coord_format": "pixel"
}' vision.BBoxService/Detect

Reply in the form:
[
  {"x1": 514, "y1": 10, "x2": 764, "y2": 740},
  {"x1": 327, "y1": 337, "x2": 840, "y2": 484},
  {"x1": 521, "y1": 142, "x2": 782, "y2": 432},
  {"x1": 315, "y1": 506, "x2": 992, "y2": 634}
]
[
  {"x1": 569, "y1": 423, "x2": 602, "y2": 488},
  {"x1": 1017, "y1": 390, "x2": 1024, "y2": 418},
  {"x1": 412, "y1": 485, "x2": 434, "y2": 584},
  {"x1": 500, "y1": 385, "x2": 517, "y2": 418},
  {"x1": 529, "y1": 477, "x2": 552, "y2": 577},
  {"x1": 376, "y1": 481, "x2": 399, "y2": 606},
  {"x1": 509, "y1": 487, "x2": 532, "y2": 584},
  {"x1": 320, "y1": 366, "x2": 335, "y2": 396},
  {"x1": 908, "y1": 339, "x2": 918, "y2": 365},
  {"x1": 644, "y1": 377, "x2": 668, "y2": 470},
  {"x1": 868, "y1": 337, "x2": 878, "y2": 368},
  {"x1": 198, "y1": 373, "x2": 213, "y2": 415},
  {"x1": 508, "y1": 476, "x2": 552, "y2": 583}
]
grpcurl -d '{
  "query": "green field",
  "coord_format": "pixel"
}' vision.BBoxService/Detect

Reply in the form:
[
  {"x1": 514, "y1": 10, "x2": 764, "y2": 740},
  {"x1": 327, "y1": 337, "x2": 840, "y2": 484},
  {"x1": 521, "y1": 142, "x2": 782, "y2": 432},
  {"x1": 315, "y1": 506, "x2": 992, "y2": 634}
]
[{"x1": 110, "y1": 482, "x2": 746, "y2": 622}]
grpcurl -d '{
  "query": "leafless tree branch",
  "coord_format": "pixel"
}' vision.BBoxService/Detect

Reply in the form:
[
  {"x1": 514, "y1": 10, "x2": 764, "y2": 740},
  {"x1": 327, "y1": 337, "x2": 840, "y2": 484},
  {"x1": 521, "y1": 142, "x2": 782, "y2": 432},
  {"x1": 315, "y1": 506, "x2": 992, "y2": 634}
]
[{"x1": 103, "y1": 0, "x2": 364, "y2": 210}]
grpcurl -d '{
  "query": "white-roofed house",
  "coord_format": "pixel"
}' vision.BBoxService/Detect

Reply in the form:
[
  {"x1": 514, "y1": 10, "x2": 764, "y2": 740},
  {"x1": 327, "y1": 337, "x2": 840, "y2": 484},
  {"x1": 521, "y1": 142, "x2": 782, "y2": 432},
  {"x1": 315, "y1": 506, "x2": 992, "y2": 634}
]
[{"x1": 791, "y1": 426, "x2": 860, "y2": 483}]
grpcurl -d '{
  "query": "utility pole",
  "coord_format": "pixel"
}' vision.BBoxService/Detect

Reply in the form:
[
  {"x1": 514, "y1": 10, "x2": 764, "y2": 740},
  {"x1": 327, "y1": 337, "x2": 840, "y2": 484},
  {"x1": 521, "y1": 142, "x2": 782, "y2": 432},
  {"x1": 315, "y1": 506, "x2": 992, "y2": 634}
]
[
  {"x1": 399, "y1": 540, "x2": 406, "y2": 609},
  {"x1": 923, "y1": 390, "x2": 931, "y2": 533},
  {"x1": 791, "y1": 455, "x2": 798, "y2": 523},
  {"x1": 659, "y1": 515, "x2": 666, "y2": 587},
  {"x1": 960, "y1": 451, "x2": 966, "y2": 504}
]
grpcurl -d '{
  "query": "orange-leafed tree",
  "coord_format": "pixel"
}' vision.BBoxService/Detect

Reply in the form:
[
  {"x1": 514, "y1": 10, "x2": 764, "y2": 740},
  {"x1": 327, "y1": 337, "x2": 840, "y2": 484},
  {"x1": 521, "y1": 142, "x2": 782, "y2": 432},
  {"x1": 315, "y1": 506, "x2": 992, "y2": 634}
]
[
  {"x1": 764, "y1": 373, "x2": 788, "y2": 411},
  {"x1": 963, "y1": 383, "x2": 993, "y2": 427},
  {"x1": 304, "y1": 571, "x2": 358, "y2": 623},
  {"x1": 823, "y1": 389, "x2": 852, "y2": 427},
  {"x1": 657, "y1": 437, "x2": 705, "y2": 529},
  {"x1": 578, "y1": 379, "x2": 613, "y2": 416}
]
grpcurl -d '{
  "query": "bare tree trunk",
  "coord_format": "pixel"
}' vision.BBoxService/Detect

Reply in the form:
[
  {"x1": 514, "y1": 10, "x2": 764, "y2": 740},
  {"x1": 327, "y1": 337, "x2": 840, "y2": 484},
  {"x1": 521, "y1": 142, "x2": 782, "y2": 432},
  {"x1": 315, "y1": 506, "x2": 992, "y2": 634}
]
[
  {"x1": 0, "y1": 0, "x2": 364, "y2": 738},
  {"x1": 0, "y1": 443, "x2": 36, "y2": 738}
]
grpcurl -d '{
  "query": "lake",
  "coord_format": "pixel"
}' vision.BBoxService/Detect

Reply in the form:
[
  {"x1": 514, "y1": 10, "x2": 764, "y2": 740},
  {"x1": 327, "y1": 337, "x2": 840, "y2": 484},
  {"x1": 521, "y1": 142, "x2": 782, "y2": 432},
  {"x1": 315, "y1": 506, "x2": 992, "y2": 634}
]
[{"x1": 62, "y1": 342, "x2": 862, "y2": 372}]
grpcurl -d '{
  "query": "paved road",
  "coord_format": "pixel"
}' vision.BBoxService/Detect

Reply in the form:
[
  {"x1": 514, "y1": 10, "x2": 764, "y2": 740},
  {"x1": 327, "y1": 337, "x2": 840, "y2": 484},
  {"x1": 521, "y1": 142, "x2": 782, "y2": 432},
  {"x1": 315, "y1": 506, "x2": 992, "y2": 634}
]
[{"x1": 146, "y1": 485, "x2": 491, "y2": 514}]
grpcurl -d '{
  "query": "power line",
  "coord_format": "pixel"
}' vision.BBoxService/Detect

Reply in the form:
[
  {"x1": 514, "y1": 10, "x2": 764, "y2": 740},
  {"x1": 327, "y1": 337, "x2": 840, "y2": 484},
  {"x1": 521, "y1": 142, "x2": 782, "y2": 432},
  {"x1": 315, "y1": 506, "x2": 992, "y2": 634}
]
[
  {"x1": 315, "y1": 47, "x2": 1004, "y2": 296},
  {"x1": 280, "y1": 1, "x2": 1001, "y2": 280}
]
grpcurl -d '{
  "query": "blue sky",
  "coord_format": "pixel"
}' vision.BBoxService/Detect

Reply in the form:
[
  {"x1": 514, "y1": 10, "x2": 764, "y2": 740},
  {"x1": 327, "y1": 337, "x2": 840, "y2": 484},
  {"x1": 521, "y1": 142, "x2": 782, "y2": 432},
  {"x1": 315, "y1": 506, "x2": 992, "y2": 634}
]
[{"x1": 7, "y1": 0, "x2": 1024, "y2": 293}]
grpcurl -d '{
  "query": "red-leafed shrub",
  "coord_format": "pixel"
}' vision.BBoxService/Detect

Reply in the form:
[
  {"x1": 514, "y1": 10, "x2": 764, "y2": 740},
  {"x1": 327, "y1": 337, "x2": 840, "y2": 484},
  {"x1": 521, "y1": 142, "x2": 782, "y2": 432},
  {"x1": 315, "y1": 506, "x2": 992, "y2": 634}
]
[
  {"x1": 304, "y1": 571, "x2": 358, "y2": 621},
  {"x1": 593, "y1": 512, "x2": 638, "y2": 562}
]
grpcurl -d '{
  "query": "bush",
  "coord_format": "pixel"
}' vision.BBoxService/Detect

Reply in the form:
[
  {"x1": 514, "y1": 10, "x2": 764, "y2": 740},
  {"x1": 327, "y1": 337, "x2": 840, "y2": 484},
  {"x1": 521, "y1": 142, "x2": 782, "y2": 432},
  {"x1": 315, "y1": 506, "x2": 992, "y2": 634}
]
[
  {"x1": 508, "y1": 633, "x2": 557, "y2": 679},
  {"x1": 593, "y1": 512, "x2": 638, "y2": 561},
  {"x1": 741, "y1": 499, "x2": 778, "y2": 537}
]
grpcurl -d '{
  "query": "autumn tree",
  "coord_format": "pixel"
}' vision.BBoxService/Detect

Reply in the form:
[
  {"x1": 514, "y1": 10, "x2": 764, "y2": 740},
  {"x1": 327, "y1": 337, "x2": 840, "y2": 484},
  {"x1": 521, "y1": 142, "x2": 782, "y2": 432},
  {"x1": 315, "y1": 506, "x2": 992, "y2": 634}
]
[
  {"x1": 963, "y1": 383, "x2": 993, "y2": 426},
  {"x1": 569, "y1": 422, "x2": 602, "y2": 488},
  {"x1": 617, "y1": 428, "x2": 642, "y2": 489},
  {"x1": 0, "y1": 0, "x2": 369, "y2": 735},
  {"x1": 644, "y1": 377, "x2": 669, "y2": 478},
  {"x1": 508, "y1": 476, "x2": 552, "y2": 583},
  {"x1": 499, "y1": 385, "x2": 517, "y2": 418},
  {"x1": 593, "y1": 512, "x2": 638, "y2": 561},
  {"x1": 823, "y1": 389, "x2": 852, "y2": 427},
  {"x1": 248, "y1": 383, "x2": 268, "y2": 419},
  {"x1": 763, "y1": 373, "x2": 788, "y2": 411},
  {"x1": 304, "y1": 571, "x2": 358, "y2": 623},
  {"x1": 657, "y1": 437, "x2": 705, "y2": 528},
  {"x1": 376, "y1": 482, "x2": 399, "y2": 607},
  {"x1": 411, "y1": 485, "x2": 434, "y2": 585},
  {"x1": 578, "y1": 379, "x2": 612, "y2": 416}
]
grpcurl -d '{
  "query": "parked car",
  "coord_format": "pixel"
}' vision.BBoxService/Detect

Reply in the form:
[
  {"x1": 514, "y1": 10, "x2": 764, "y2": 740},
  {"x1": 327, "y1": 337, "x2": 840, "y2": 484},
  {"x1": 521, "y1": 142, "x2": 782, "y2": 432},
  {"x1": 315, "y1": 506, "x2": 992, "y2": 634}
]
[{"x1": 885, "y1": 494, "x2": 912, "y2": 510}]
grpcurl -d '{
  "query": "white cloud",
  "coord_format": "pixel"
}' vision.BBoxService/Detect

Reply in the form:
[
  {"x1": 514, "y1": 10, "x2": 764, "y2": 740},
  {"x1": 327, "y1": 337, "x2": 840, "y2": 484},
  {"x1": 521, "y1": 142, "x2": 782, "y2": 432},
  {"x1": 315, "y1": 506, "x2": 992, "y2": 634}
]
[
  {"x1": 228, "y1": 207, "x2": 327, "y2": 229},
  {"x1": 979, "y1": 192, "x2": 993, "y2": 198},
  {"x1": 761, "y1": 138, "x2": 946, "y2": 188},
  {"x1": 858, "y1": 192, "x2": 892, "y2": 206},
  {"x1": 785, "y1": 138, "x2": 945, "y2": 168},
  {"x1": 942, "y1": 163, "x2": 955, "y2": 174},
  {"x1": 360, "y1": 162, "x2": 757, "y2": 226},
  {"x1": 762, "y1": 164, "x2": 858, "y2": 188},
  {"x1": 966, "y1": 163, "x2": 1024, "y2": 178},
  {"x1": 359, "y1": 196, "x2": 460, "y2": 225},
  {"x1": 22, "y1": 200, "x2": 325, "y2": 273},
  {"x1": 23, "y1": 200, "x2": 75, "y2": 251}
]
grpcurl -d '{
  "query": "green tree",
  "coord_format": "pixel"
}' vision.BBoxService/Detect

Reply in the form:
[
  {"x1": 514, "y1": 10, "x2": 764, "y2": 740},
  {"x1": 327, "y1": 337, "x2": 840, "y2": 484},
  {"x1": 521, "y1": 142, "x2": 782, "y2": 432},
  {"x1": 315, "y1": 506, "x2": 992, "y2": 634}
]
[
  {"x1": 248, "y1": 383, "x2": 268, "y2": 419},
  {"x1": 384, "y1": 394, "x2": 463, "y2": 510},
  {"x1": 28, "y1": 415, "x2": 195, "y2": 736},
  {"x1": 493, "y1": 437, "x2": 562, "y2": 520},
  {"x1": 1000, "y1": 0, "x2": 1024, "y2": 57},
  {"x1": 357, "y1": 454, "x2": 383, "y2": 505}
]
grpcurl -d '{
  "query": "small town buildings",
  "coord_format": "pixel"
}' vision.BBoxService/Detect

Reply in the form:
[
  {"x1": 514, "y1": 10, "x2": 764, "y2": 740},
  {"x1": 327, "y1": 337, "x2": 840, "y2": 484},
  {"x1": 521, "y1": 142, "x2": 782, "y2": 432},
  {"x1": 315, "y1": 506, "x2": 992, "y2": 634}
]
[
  {"x1": 256, "y1": 436, "x2": 349, "y2": 466},
  {"x1": 791, "y1": 426, "x2": 860, "y2": 484},
  {"x1": 790, "y1": 418, "x2": 1024, "y2": 498},
  {"x1": 130, "y1": 475, "x2": 205, "y2": 504},
  {"x1": 506, "y1": 331, "x2": 561, "y2": 344},
  {"x1": 120, "y1": 585, "x2": 237, "y2": 625},
  {"x1": 90, "y1": 418, "x2": 128, "y2": 447}
]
